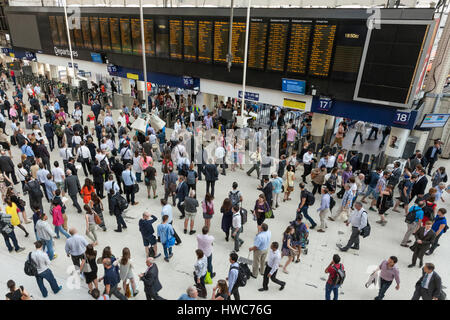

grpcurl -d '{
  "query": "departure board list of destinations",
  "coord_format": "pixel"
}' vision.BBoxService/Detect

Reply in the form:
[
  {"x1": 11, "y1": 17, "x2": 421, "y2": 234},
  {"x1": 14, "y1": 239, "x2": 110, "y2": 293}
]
[
  {"x1": 230, "y1": 22, "x2": 246, "y2": 65},
  {"x1": 144, "y1": 19, "x2": 155, "y2": 56},
  {"x1": 120, "y1": 18, "x2": 132, "y2": 54},
  {"x1": 169, "y1": 20, "x2": 183, "y2": 59},
  {"x1": 90, "y1": 17, "x2": 101, "y2": 51},
  {"x1": 183, "y1": 20, "x2": 197, "y2": 61},
  {"x1": 80, "y1": 17, "x2": 92, "y2": 49},
  {"x1": 287, "y1": 21, "x2": 312, "y2": 74},
  {"x1": 131, "y1": 18, "x2": 141, "y2": 55},
  {"x1": 110, "y1": 18, "x2": 121, "y2": 53},
  {"x1": 198, "y1": 21, "x2": 213, "y2": 63},
  {"x1": 266, "y1": 20, "x2": 289, "y2": 72},
  {"x1": 248, "y1": 19, "x2": 267, "y2": 70},
  {"x1": 99, "y1": 17, "x2": 111, "y2": 51},
  {"x1": 214, "y1": 21, "x2": 228, "y2": 63},
  {"x1": 309, "y1": 23, "x2": 337, "y2": 77}
]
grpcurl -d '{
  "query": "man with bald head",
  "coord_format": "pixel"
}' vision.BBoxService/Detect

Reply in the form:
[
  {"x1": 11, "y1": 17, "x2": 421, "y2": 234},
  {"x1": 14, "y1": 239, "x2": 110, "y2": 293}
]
[
  {"x1": 64, "y1": 169, "x2": 82, "y2": 213},
  {"x1": 102, "y1": 258, "x2": 127, "y2": 300},
  {"x1": 139, "y1": 211, "x2": 160, "y2": 258},
  {"x1": 65, "y1": 227, "x2": 89, "y2": 268},
  {"x1": 139, "y1": 257, "x2": 164, "y2": 300}
]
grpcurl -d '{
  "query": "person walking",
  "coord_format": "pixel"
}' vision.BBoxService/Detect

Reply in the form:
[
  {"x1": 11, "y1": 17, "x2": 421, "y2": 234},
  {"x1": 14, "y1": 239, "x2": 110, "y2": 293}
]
[
  {"x1": 317, "y1": 187, "x2": 331, "y2": 233},
  {"x1": 30, "y1": 240, "x2": 62, "y2": 298},
  {"x1": 227, "y1": 252, "x2": 240, "y2": 300},
  {"x1": 411, "y1": 263, "x2": 445, "y2": 300},
  {"x1": 89, "y1": 193, "x2": 106, "y2": 232},
  {"x1": 81, "y1": 244, "x2": 99, "y2": 295},
  {"x1": 424, "y1": 140, "x2": 442, "y2": 176},
  {"x1": 280, "y1": 226, "x2": 298, "y2": 274},
  {"x1": 252, "y1": 194, "x2": 270, "y2": 226},
  {"x1": 324, "y1": 254, "x2": 344, "y2": 300},
  {"x1": 84, "y1": 205, "x2": 98, "y2": 245},
  {"x1": 157, "y1": 214, "x2": 175, "y2": 262},
  {"x1": 110, "y1": 189, "x2": 128, "y2": 233},
  {"x1": 426, "y1": 208, "x2": 447, "y2": 255},
  {"x1": 231, "y1": 205, "x2": 244, "y2": 252},
  {"x1": 119, "y1": 247, "x2": 139, "y2": 298},
  {"x1": 51, "y1": 200, "x2": 70, "y2": 239},
  {"x1": 258, "y1": 241, "x2": 286, "y2": 292},
  {"x1": 204, "y1": 160, "x2": 218, "y2": 197},
  {"x1": 283, "y1": 165, "x2": 295, "y2": 202},
  {"x1": 329, "y1": 184, "x2": 353, "y2": 223},
  {"x1": 400, "y1": 201, "x2": 425, "y2": 247},
  {"x1": 65, "y1": 227, "x2": 89, "y2": 268},
  {"x1": 64, "y1": 169, "x2": 82, "y2": 213},
  {"x1": 373, "y1": 256, "x2": 400, "y2": 300},
  {"x1": 338, "y1": 201, "x2": 368, "y2": 251},
  {"x1": 408, "y1": 221, "x2": 435, "y2": 268},
  {"x1": 0, "y1": 210, "x2": 25, "y2": 253},
  {"x1": 297, "y1": 183, "x2": 317, "y2": 229},
  {"x1": 352, "y1": 120, "x2": 365, "y2": 146},
  {"x1": 139, "y1": 257, "x2": 164, "y2": 300},
  {"x1": 183, "y1": 190, "x2": 199, "y2": 234},
  {"x1": 249, "y1": 223, "x2": 271, "y2": 279},
  {"x1": 100, "y1": 258, "x2": 127, "y2": 300},
  {"x1": 121, "y1": 163, "x2": 139, "y2": 206},
  {"x1": 35, "y1": 213, "x2": 57, "y2": 260},
  {"x1": 176, "y1": 175, "x2": 189, "y2": 220},
  {"x1": 193, "y1": 249, "x2": 208, "y2": 298},
  {"x1": 139, "y1": 211, "x2": 160, "y2": 258}
]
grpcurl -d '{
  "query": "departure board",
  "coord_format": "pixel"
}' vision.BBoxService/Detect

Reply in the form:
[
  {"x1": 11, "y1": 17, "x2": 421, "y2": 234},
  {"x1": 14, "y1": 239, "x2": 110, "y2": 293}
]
[
  {"x1": 90, "y1": 17, "x2": 102, "y2": 51},
  {"x1": 99, "y1": 17, "x2": 111, "y2": 51},
  {"x1": 80, "y1": 17, "x2": 92, "y2": 49},
  {"x1": 230, "y1": 22, "x2": 246, "y2": 65},
  {"x1": 183, "y1": 20, "x2": 197, "y2": 61},
  {"x1": 169, "y1": 20, "x2": 183, "y2": 59},
  {"x1": 48, "y1": 16, "x2": 59, "y2": 46},
  {"x1": 308, "y1": 22, "x2": 337, "y2": 77},
  {"x1": 155, "y1": 19, "x2": 169, "y2": 58},
  {"x1": 144, "y1": 19, "x2": 155, "y2": 57},
  {"x1": 120, "y1": 18, "x2": 132, "y2": 54},
  {"x1": 287, "y1": 20, "x2": 312, "y2": 74},
  {"x1": 198, "y1": 20, "x2": 212, "y2": 63},
  {"x1": 56, "y1": 16, "x2": 67, "y2": 47},
  {"x1": 110, "y1": 18, "x2": 121, "y2": 53},
  {"x1": 248, "y1": 19, "x2": 268, "y2": 70},
  {"x1": 131, "y1": 18, "x2": 141, "y2": 55},
  {"x1": 73, "y1": 21, "x2": 84, "y2": 48},
  {"x1": 214, "y1": 21, "x2": 228, "y2": 63},
  {"x1": 266, "y1": 20, "x2": 289, "y2": 72}
]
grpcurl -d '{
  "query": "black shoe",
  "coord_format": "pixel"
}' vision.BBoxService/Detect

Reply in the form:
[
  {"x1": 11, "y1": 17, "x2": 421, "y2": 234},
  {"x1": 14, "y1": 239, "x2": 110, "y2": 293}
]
[
  {"x1": 175, "y1": 242, "x2": 181, "y2": 246},
  {"x1": 407, "y1": 264, "x2": 415, "y2": 268},
  {"x1": 250, "y1": 274, "x2": 257, "y2": 279},
  {"x1": 258, "y1": 288, "x2": 268, "y2": 292},
  {"x1": 225, "y1": 237, "x2": 229, "y2": 242},
  {"x1": 310, "y1": 225, "x2": 316, "y2": 230},
  {"x1": 184, "y1": 229, "x2": 187, "y2": 234},
  {"x1": 211, "y1": 272, "x2": 216, "y2": 278},
  {"x1": 114, "y1": 229, "x2": 122, "y2": 233},
  {"x1": 339, "y1": 247, "x2": 348, "y2": 252},
  {"x1": 350, "y1": 246, "x2": 359, "y2": 250},
  {"x1": 419, "y1": 261, "x2": 423, "y2": 268},
  {"x1": 425, "y1": 251, "x2": 432, "y2": 256},
  {"x1": 279, "y1": 284, "x2": 285, "y2": 291},
  {"x1": 189, "y1": 230, "x2": 196, "y2": 235},
  {"x1": 179, "y1": 215, "x2": 185, "y2": 220}
]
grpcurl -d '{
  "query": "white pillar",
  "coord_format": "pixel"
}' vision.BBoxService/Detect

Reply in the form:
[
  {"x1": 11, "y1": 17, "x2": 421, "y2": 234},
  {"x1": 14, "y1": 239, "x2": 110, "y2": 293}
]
[
  {"x1": 121, "y1": 78, "x2": 131, "y2": 95},
  {"x1": 384, "y1": 127, "x2": 411, "y2": 159},
  {"x1": 310, "y1": 113, "x2": 328, "y2": 145},
  {"x1": 30, "y1": 61, "x2": 39, "y2": 75},
  {"x1": 50, "y1": 65, "x2": 59, "y2": 80}
]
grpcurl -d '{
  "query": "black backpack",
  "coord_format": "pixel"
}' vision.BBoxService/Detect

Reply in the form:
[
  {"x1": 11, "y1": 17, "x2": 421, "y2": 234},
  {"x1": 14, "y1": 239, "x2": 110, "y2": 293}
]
[
  {"x1": 24, "y1": 252, "x2": 38, "y2": 277},
  {"x1": 405, "y1": 207, "x2": 420, "y2": 224},
  {"x1": 332, "y1": 264, "x2": 346, "y2": 286},
  {"x1": 29, "y1": 181, "x2": 43, "y2": 199},
  {"x1": 240, "y1": 208, "x2": 248, "y2": 225},
  {"x1": 100, "y1": 156, "x2": 109, "y2": 172},
  {"x1": 115, "y1": 194, "x2": 128, "y2": 212},
  {"x1": 232, "y1": 263, "x2": 251, "y2": 287},
  {"x1": 305, "y1": 191, "x2": 315, "y2": 206}
]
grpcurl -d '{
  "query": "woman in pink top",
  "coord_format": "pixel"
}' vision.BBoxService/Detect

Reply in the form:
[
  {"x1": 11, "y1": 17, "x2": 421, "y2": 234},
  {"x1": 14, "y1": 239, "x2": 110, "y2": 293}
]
[
  {"x1": 52, "y1": 201, "x2": 71, "y2": 239},
  {"x1": 9, "y1": 106, "x2": 17, "y2": 119},
  {"x1": 139, "y1": 151, "x2": 153, "y2": 171}
]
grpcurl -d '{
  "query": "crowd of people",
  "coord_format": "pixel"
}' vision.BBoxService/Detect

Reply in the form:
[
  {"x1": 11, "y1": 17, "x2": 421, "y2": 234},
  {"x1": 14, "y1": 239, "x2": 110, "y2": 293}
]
[{"x1": 0, "y1": 69, "x2": 449, "y2": 301}]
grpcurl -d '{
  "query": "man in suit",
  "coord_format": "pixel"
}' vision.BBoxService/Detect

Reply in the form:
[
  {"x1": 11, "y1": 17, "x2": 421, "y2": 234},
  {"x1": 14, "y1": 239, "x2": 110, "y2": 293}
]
[
  {"x1": 64, "y1": 169, "x2": 82, "y2": 213},
  {"x1": 408, "y1": 220, "x2": 436, "y2": 268},
  {"x1": 424, "y1": 140, "x2": 442, "y2": 176},
  {"x1": 176, "y1": 175, "x2": 189, "y2": 220},
  {"x1": 139, "y1": 257, "x2": 164, "y2": 300},
  {"x1": 0, "y1": 149, "x2": 18, "y2": 184},
  {"x1": 412, "y1": 263, "x2": 445, "y2": 300},
  {"x1": 204, "y1": 160, "x2": 219, "y2": 197},
  {"x1": 91, "y1": 159, "x2": 105, "y2": 198},
  {"x1": 43, "y1": 118, "x2": 55, "y2": 151},
  {"x1": 411, "y1": 169, "x2": 428, "y2": 203},
  {"x1": 66, "y1": 157, "x2": 78, "y2": 177},
  {"x1": 35, "y1": 140, "x2": 51, "y2": 172}
]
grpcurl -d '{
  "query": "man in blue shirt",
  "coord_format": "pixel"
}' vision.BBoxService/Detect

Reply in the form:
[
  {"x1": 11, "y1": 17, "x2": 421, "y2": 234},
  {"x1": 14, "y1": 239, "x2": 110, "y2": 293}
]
[
  {"x1": 249, "y1": 223, "x2": 271, "y2": 279},
  {"x1": 101, "y1": 258, "x2": 127, "y2": 300},
  {"x1": 21, "y1": 140, "x2": 35, "y2": 158},
  {"x1": 227, "y1": 252, "x2": 240, "y2": 300},
  {"x1": 139, "y1": 211, "x2": 161, "y2": 259},
  {"x1": 121, "y1": 163, "x2": 139, "y2": 206},
  {"x1": 361, "y1": 168, "x2": 382, "y2": 204},
  {"x1": 401, "y1": 201, "x2": 425, "y2": 247},
  {"x1": 426, "y1": 208, "x2": 447, "y2": 255},
  {"x1": 178, "y1": 286, "x2": 197, "y2": 300}
]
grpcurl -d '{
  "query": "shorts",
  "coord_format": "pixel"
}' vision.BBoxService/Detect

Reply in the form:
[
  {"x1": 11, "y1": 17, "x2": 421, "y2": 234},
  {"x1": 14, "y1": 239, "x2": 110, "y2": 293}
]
[
  {"x1": 186, "y1": 211, "x2": 196, "y2": 219},
  {"x1": 203, "y1": 212, "x2": 213, "y2": 220},
  {"x1": 147, "y1": 180, "x2": 157, "y2": 191},
  {"x1": 143, "y1": 235, "x2": 157, "y2": 247},
  {"x1": 365, "y1": 186, "x2": 377, "y2": 198}
]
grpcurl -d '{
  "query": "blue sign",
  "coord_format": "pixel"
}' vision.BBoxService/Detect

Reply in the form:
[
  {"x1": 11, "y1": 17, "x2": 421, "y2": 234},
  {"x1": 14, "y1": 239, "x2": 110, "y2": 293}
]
[
  {"x1": 68, "y1": 62, "x2": 78, "y2": 69},
  {"x1": 281, "y1": 78, "x2": 306, "y2": 95},
  {"x1": 1, "y1": 48, "x2": 10, "y2": 54},
  {"x1": 182, "y1": 76, "x2": 195, "y2": 88},
  {"x1": 317, "y1": 97, "x2": 333, "y2": 111},
  {"x1": 24, "y1": 52, "x2": 36, "y2": 60},
  {"x1": 90, "y1": 52, "x2": 103, "y2": 63},
  {"x1": 238, "y1": 90, "x2": 260, "y2": 102},
  {"x1": 393, "y1": 111, "x2": 411, "y2": 125},
  {"x1": 107, "y1": 64, "x2": 119, "y2": 73}
]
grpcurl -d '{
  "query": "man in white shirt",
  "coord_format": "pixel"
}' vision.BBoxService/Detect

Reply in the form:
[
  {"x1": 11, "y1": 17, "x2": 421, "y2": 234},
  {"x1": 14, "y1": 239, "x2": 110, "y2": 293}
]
[
  {"x1": 338, "y1": 202, "x2": 368, "y2": 252},
  {"x1": 76, "y1": 141, "x2": 92, "y2": 176},
  {"x1": 31, "y1": 240, "x2": 62, "y2": 298},
  {"x1": 215, "y1": 143, "x2": 226, "y2": 176},
  {"x1": 302, "y1": 148, "x2": 314, "y2": 183},
  {"x1": 352, "y1": 120, "x2": 365, "y2": 146},
  {"x1": 59, "y1": 144, "x2": 73, "y2": 170},
  {"x1": 258, "y1": 241, "x2": 286, "y2": 291},
  {"x1": 197, "y1": 226, "x2": 215, "y2": 278},
  {"x1": 51, "y1": 161, "x2": 65, "y2": 191},
  {"x1": 231, "y1": 205, "x2": 244, "y2": 252},
  {"x1": 105, "y1": 174, "x2": 120, "y2": 197},
  {"x1": 120, "y1": 144, "x2": 133, "y2": 165}
]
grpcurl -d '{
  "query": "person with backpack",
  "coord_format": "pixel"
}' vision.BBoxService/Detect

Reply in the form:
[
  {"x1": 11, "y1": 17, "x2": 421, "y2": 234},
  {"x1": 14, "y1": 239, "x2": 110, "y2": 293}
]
[
  {"x1": 401, "y1": 201, "x2": 425, "y2": 247},
  {"x1": 231, "y1": 205, "x2": 244, "y2": 252},
  {"x1": 297, "y1": 183, "x2": 317, "y2": 229},
  {"x1": 186, "y1": 162, "x2": 198, "y2": 193},
  {"x1": 23, "y1": 175, "x2": 44, "y2": 213},
  {"x1": 338, "y1": 201, "x2": 368, "y2": 251},
  {"x1": 426, "y1": 208, "x2": 448, "y2": 255},
  {"x1": 227, "y1": 252, "x2": 241, "y2": 300},
  {"x1": 229, "y1": 182, "x2": 243, "y2": 207},
  {"x1": 110, "y1": 189, "x2": 128, "y2": 233},
  {"x1": 249, "y1": 223, "x2": 271, "y2": 279},
  {"x1": 325, "y1": 254, "x2": 345, "y2": 300},
  {"x1": 29, "y1": 240, "x2": 62, "y2": 298},
  {"x1": 290, "y1": 214, "x2": 309, "y2": 263},
  {"x1": 393, "y1": 172, "x2": 414, "y2": 215},
  {"x1": 0, "y1": 210, "x2": 25, "y2": 253}
]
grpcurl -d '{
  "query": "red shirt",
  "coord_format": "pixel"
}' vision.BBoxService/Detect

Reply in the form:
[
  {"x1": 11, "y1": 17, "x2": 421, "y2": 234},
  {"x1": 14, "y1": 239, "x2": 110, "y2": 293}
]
[{"x1": 326, "y1": 263, "x2": 344, "y2": 285}]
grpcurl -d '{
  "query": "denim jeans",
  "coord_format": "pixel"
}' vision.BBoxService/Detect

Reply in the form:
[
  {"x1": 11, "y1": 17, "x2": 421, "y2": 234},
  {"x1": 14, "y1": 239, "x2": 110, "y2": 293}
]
[
  {"x1": 163, "y1": 244, "x2": 172, "y2": 258},
  {"x1": 207, "y1": 254, "x2": 213, "y2": 275},
  {"x1": 54, "y1": 225, "x2": 71, "y2": 239},
  {"x1": 35, "y1": 268, "x2": 61, "y2": 297},
  {"x1": 325, "y1": 283, "x2": 340, "y2": 300},
  {"x1": 375, "y1": 278, "x2": 392, "y2": 300},
  {"x1": 136, "y1": 172, "x2": 142, "y2": 182},
  {"x1": 2, "y1": 230, "x2": 20, "y2": 251},
  {"x1": 43, "y1": 239, "x2": 55, "y2": 260},
  {"x1": 300, "y1": 206, "x2": 317, "y2": 228}
]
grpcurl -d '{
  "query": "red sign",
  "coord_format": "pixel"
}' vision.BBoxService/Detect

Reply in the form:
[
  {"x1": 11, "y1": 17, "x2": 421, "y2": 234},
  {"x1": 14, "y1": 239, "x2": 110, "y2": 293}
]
[{"x1": 147, "y1": 82, "x2": 152, "y2": 91}]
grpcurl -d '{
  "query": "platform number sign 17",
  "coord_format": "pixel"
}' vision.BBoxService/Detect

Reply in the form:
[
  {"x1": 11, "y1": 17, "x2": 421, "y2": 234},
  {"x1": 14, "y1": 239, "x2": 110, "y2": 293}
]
[
  {"x1": 318, "y1": 97, "x2": 333, "y2": 111},
  {"x1": 393, "y1": 111, "x2": 411, "y2": 125}
]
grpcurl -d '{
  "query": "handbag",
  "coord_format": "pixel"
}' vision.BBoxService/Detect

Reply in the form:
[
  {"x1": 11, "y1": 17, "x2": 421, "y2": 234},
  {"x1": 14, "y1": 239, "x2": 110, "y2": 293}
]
[
  {"x1": 265, "y1": 208, "x2": 273, "y2": 219},
  {"x1": 94, "y1": 214, "x2": 102, "y2": 225},
  {"x1": 204, "y1": 272, "x2": 213, "y2": 285},
  {"x1": 81, "y1": 256, "x2": 92, "y2": 273},
  {"x1": 125, "y1": 282, "x2": 132, "y2": 298},
  {"x1": 167, "y1": 236, "x2": 176, "y2": 247},
  {"x1": 130, "y1": 171, "x2": 139, "y2": 193}
]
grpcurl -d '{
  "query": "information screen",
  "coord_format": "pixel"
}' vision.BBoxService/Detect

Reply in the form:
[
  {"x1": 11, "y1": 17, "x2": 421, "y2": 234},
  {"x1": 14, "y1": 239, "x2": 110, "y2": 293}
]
[
  {"x1": 266, "y1": 20, "x2": 289, "y2": 72},
  {"x1": 144, "y1": 19, "x2": 155, "y2": 57},
  {"x1": 169, "y1": 19, "x2": 183, "y2": 59},
  {"x1": 110, "y1": 18, "x2": 121, "y2": 53},
  {"x1": 248, "y1": 19, "x2": 268, "y2": 70},
  {"x1": 308, "y1": 22, "x2": 337, "y2": 77},
  {"x1": 48, "y1": 16, "x2": 60, "y2": 46},
  {"x1": 90, "y1": 17, "x2": 102, "y2": 51},
  {"x1": 131, "y1": 18, "x2": 141, "y2": 55},
  {"x1": 214, "y1": 21, "x2": 228, "y2": 63},
  {"x1": 56, "y1": 16, "x2": 68, "y2": 47},
  {"x1": 80, "y1": 17, "x2": 92, "y2": 49},
  {"x1": 120, "y1": 18, "x2": 132, "y2": 54},
  {"x1": 184, "y1": 20, "x2": 197, "y2": 61},
  {"x1": 287, "y1": 20, "x2": 312, "y2": 74},
  {"x1": 230, "y1": 21, "x2": 246, "y2": 65},
  {"x1": 73, "y1": 20, "x2": 84, "y2": 48},
  {"x1": 198, "y1": 20, "x2": 213, "y2": 63},
  {"x1": 155, "y1": 19, "x2": 169, "y2": 58},
  {"x1": 99, "y1": 17, "x2": 111, "y2": 51},
  {"x1": 420, "y1": 113, "x2": 450, "y2": 128}
]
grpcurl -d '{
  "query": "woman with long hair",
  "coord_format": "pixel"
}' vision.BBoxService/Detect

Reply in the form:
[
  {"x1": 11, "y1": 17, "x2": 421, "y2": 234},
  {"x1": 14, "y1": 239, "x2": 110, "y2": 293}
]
[
  {"x1": 283, "y1": 165, "x2": 295, "y2": 202},
  {"x1": 211, "y1": 279, "x2": 229, "y2": 300},
  {"x1": 252, "y1": 194, "x2": 270, "y2": 226},
  {"x1": 84, "y1": 204, "x2": 98, "y2": 245},
  {"x1": 89, "y1": 193, "x2": 106, "y2": 232},
  {"x1": 220, "y1": 198, "x2": 233, "y2": 241},
  {"x1": 80, "y1": 178, "x2": 95, "y2": 205},
  {"x1": 6, "y1": 187, "x2": 30, "y2": 224},
  {"x1": 194, "y1": 249, "x2": 208, "y2": 298},
  {"x1": 119, "y1": 247, "x2": 139, "y2": 297},
  {"x1": 376, "y1": 184, "x2": 394, "y2": 226},
  {"x1": 80, "y1": 244, "x2": 98, "y2": 295},
  {"x1": 281, "y1": 226, "x2": 298, "y2": 274},
  {"x1": 202, "y1": 192, "x2": 214, "y2": 229},
  {"x1": 5, "y1": 197, "x2": 29, "y2": 237}
]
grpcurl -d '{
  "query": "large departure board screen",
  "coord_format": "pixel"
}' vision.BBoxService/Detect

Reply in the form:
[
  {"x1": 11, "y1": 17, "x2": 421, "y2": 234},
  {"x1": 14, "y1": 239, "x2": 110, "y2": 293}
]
[
  {"x1": 287, "y1": 20, "x2": 312, "y2": 74},
  {"x1": 144, "y1": 19, "x2": 155, "y2": 57},
  {"x1": 248, "y1": 19, "x2": 268, "y2": 70},
  {"x1": 266, "y1": 20, "x2": 289, "y2": 72},
  {"x1": 80, "y1": 17, "x2": 92, "y2": 49},
  {"x1": 90, "y1": 17, "x2": 102, "y2": 51},
  {"x1": 120, "y1": 18, "x2": 132, "y2": 54},
  {"x1": 169, "y1": 19, "x2": 183, "y2": 59},
  {"x1": 230, "y1": 21, "x2": 246, "y2": 65},
  {"x1": 131, "y1": 18, "x2": 141, "y2": 55},
  {"x1": 198, "y1": 20, "x2": 213, "y2": 63},
  {"x1": 49, "y1": 16, "x2": 60, "y2": 46},
  {"x1": 73, "y1": 21, "x2": 84, "y2": 48},
  {"x1": 99, "y1": 17, "x2": 111, "y2": 51},
  {"x1": 110, "y1": 18, "x2": 121, "y2": 53},
  {"x1": 308, "y1": 22, "x2": 337, "y2": 77},
  {"x1": 184, "y1": 20, "x2": 197, "y2": 61},
  {"x1": 56, "y1": 16, "x2": 67, "y2": 47},
  {"x1": 155, "y1": 19, "x2": 169, "y2": 58},
  {"x1": 332, "y1": 23, "x2": 366, "y2": 81},
  {"x1": 214, "y1": 21, "x2": 228, "y2": 63}
]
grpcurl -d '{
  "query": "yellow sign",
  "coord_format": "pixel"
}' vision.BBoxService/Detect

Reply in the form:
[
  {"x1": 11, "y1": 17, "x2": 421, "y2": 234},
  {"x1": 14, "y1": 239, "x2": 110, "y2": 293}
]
[
  {"x1": 126, "y1": 73, "x2": 139, "y2": 80},
  {"x1": 283, "y1": 98, "x2": 306, "y2": 111},
  {"x1": 10, "y1": 53, "x2": 14, "y2": 58}
]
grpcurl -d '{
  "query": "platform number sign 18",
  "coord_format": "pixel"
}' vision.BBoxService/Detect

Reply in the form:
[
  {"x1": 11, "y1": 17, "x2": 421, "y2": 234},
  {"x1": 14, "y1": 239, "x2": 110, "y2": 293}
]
[{"x1": 393, "y1": 111, "x2": 411, "y2": 125}]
